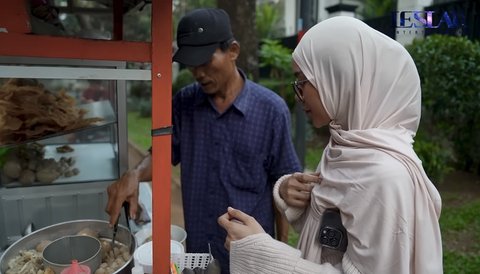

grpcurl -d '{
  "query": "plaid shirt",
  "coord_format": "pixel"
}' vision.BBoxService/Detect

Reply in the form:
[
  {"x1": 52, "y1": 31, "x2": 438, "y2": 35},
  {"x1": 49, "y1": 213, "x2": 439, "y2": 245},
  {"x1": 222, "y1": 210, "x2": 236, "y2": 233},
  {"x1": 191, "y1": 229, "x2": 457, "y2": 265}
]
[{"x1": 172, "y1": 71, "x2": 301, "y2": 273}]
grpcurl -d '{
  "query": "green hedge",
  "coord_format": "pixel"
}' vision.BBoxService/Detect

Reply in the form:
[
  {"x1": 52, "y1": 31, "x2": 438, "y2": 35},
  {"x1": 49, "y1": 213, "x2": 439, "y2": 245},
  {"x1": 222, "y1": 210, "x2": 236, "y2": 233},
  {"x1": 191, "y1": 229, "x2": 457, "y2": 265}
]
[{"x1": 407, "y1": 35, "x2": 480, "y2": 181}]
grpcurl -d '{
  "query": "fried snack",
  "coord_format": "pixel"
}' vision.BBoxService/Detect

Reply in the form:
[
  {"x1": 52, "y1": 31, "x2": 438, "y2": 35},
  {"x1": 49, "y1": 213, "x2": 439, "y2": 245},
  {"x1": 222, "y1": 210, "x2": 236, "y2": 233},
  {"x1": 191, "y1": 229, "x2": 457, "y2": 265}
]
[
  {"x1": 0, "y1": 79, "x2": 103, "y2": 145},
  {"x1": 56, "y1": 144, "x2": 74, "y2": 153}
]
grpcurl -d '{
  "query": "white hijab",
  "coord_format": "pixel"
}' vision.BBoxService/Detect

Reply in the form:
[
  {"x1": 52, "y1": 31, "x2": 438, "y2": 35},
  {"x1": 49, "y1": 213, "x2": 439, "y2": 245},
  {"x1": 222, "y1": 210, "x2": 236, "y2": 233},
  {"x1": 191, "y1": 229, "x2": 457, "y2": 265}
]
[{"x1": 293, "y1": 17, "x2": 442, "y2": 273}]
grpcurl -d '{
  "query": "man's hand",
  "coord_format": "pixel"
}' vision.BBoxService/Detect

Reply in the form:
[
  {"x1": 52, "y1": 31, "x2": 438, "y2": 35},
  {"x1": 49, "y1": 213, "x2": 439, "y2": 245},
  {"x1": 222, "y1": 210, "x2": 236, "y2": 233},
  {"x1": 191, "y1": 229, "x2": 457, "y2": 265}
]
[
  {"x1": 279, "y1": 172, "x2": 321, "y2": 208},
  {"x1": 106, "y1": 154, "x2": 152, "y2": 226},
  {"x1": 105, "y1": 170, "x2": 140, "y2": 226},
  {"x1": 218, "y1": 207, "x2": 265, "y2": 251}
]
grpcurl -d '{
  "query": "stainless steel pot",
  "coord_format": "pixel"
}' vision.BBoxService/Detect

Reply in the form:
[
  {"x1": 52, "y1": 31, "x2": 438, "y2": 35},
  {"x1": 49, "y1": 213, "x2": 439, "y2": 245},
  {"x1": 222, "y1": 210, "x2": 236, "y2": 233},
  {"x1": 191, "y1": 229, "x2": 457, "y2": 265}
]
[{"x1": 0, "y1": 219, "x2": 136, "y2": 274}]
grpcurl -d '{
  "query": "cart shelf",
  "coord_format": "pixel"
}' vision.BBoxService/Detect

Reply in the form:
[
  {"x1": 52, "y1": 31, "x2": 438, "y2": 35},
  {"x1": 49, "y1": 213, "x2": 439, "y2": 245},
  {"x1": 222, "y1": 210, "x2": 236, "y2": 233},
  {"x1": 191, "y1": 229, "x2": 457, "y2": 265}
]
[{"x1": 0, "y1": 100, "x2": 117, "y2": 148}]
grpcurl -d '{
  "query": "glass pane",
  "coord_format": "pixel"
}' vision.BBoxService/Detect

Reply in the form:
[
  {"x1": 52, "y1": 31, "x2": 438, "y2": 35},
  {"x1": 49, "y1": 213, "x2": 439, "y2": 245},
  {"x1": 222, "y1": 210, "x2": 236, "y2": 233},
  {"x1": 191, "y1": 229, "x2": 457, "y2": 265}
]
[{"x1": 0, "y1": 59, "x2": 124, "y2": 187}]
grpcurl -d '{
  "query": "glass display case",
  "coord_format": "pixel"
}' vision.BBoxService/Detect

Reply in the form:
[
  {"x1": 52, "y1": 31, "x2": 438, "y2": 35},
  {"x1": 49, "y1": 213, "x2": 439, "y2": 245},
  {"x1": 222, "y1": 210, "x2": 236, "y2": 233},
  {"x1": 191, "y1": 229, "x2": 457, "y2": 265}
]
[
  {"x1": 0, "y1": 56, "x2": 135, "y2": 249},
  {"x1": 1, "y1": 1, "x2": 172, "y2": 272}
]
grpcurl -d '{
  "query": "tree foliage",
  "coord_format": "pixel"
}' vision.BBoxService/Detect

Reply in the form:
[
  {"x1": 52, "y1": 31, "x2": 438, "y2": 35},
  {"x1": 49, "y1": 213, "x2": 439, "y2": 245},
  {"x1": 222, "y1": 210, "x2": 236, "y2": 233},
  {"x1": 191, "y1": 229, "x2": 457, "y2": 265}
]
[
  {"x1": 259, "y1": 39, "x2": 295, "y2": 109},
  {"x1": 256, "y1": 2, "x2": 280, "y2": 39},
  {"x1": 259, "y1": 39, "x2": 292, "y2": 79},
  {"x1": 407, "y1": 35, "x2": 480, "y2": 179},
  {"x1": 362, "y1": 0, "x2": 397, "y2": 19},
  {"x1": 218, "y1": 0, "x2": 259, "y2": 80},
  {"x1": 173, "y1": 0, "x2": 216, "y2": 38}
]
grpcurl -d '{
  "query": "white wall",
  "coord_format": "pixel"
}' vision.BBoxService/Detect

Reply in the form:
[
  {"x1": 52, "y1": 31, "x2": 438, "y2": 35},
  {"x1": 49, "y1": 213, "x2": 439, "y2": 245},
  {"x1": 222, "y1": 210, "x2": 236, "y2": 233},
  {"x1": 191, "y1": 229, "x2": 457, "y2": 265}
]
[
  {"x1": 283, "y1": 0, "x2": 297, "y2": 36},
  {"x1": 281, "y1": 0, "x2": 364, "y2": 36}
]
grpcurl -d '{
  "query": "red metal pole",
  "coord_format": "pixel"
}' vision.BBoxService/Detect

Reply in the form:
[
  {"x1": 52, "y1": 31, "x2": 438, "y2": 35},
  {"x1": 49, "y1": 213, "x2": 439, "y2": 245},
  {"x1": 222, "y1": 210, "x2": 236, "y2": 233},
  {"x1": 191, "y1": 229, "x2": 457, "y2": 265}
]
[
  {"x1": 0, "y1": 33, "x2": 150, "y2": 61},
  {"x1": 151, "y1": 1, "x2": 172, "y2": 273},
  {"x1": 0, "y1": 1, "x2": 30, "y2": 34}
]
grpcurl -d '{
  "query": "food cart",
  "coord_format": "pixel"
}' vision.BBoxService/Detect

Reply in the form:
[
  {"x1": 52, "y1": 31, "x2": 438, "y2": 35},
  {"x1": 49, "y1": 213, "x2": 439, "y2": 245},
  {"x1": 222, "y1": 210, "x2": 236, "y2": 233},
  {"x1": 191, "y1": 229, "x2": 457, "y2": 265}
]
[{"x1": 0, "y1": 1, "x2": 172, "y2": 273}]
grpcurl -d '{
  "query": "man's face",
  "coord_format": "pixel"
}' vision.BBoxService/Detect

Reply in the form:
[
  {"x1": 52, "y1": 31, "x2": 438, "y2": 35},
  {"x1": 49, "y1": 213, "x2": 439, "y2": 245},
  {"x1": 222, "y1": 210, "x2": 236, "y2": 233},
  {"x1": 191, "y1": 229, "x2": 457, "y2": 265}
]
[{"x1": 187, "y1": 47, "x2": 236, "y2": 95}]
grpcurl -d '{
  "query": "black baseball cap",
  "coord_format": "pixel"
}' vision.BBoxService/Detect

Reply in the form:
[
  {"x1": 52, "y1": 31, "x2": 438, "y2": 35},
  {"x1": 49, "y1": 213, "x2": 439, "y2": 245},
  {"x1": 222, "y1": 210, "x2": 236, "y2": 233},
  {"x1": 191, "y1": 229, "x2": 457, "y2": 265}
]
[{"x1": 173, "y1": 8, "x2": 234, "y2": 67}]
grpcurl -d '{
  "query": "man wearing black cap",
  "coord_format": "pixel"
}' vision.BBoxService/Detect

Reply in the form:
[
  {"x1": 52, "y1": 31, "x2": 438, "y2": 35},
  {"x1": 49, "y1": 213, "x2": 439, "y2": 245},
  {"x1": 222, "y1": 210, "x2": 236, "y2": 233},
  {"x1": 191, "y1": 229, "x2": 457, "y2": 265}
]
[{"x1": 106, "y1": 8, "x2": 301, "y2": 273}]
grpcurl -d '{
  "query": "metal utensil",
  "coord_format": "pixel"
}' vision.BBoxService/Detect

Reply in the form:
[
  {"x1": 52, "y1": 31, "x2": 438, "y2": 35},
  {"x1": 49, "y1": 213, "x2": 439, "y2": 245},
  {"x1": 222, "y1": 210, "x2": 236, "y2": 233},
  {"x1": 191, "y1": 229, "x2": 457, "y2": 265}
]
[
  {"x1": 111, "y1": 218, "x2": 119, "y2": 256},
  {"x1": 42, "y1": 235, "x2": 102, "y2": 274},
  {"x1": 111, "y1": 202, "x2": 130, "y2": 256},
  {"x1": 22, "y1": 222, "x2": 35, "y2": 236},
  {"x1": 123, "y1": 202, "x2": 131, "y2": 230},
  {"x1": 0, "y1": 220, "x2": 136, "y2": 274}
]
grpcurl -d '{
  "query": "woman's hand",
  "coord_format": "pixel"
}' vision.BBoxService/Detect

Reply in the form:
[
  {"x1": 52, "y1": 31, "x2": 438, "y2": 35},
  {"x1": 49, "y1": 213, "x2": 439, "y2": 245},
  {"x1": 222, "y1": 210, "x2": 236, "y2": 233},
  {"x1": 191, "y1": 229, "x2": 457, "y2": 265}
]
[
  {"x1": 279, "y1": 172, "x2": 321, "y2": 208},
  {"x1": 218, "y1": 207, "x2": 265, "y2": 251}
]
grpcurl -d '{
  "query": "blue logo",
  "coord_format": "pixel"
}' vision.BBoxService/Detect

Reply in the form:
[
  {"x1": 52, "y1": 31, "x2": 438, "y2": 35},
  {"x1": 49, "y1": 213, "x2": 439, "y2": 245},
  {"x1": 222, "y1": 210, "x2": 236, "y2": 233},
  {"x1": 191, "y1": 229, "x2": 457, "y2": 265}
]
[{"x1": 393, "y1": 10, "x2": 466, "y2": 35}]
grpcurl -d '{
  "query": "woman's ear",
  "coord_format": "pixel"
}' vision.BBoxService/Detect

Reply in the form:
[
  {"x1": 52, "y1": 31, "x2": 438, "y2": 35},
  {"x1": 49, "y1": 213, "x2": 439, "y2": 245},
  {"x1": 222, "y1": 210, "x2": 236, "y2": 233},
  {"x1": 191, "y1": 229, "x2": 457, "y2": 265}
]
[{"x1": 228, "y1": 41, "x2": 240, "y2": 61}]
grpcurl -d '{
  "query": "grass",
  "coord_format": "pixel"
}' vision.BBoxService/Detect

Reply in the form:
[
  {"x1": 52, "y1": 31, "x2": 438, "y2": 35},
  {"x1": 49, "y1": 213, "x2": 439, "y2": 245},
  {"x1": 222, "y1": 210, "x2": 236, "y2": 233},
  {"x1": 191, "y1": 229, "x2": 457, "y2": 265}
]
[
  {"x1": 440, "y1": 193, "x2": 480, "y2": 273},
  {"x1": 304, "y1": 142, "x2": 323, "y2": 172},
  {"x1": 127, "y1": 111, "x2": 181, "y2": 179},
  {"x1": 128, "y1": 111, "x2": 480, "y2": 272},
  {"x1": 127, "y1": 111, "x2": 151, "y2": 151}
]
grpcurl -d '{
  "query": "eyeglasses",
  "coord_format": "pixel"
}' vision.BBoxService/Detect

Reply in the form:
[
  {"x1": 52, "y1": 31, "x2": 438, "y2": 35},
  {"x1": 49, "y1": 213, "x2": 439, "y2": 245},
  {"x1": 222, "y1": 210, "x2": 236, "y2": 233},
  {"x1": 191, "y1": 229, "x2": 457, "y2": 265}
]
[{"x1": 292, "y1": 79, "x2": 309, "y2": 102}]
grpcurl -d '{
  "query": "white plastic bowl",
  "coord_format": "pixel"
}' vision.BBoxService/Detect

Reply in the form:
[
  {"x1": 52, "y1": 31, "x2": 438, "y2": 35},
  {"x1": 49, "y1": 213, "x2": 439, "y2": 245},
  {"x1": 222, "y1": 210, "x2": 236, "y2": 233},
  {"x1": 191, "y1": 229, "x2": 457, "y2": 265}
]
[
  {"x1": 134, "y1": 241, "x2": 153, "y2": 273},
  {"x1": 134, "y1": 240, "x2": 184, "y2": 273},
  {"x1": 134, "y1": 225, "x2": 187, "y2": 245},
  {"x1": 171, "y1": 225, "x2": 187, "y2": 243},
  {"x1": 171, "y1": 240, "x2": 184, "y2": 254}
]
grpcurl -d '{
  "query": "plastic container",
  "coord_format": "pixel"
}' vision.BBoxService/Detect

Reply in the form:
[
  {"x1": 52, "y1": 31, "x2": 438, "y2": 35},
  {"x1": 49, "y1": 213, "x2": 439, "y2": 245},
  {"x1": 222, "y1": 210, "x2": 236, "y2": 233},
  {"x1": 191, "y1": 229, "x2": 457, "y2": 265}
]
[
  {"x1": 171, "y1": 225, "x2": 187, "y2": 243},
  {"x1": 131, "y1": 265, "x2": 144, "y2": 274},
  {"x1": 171, "y1": 240, "x2": 184, "y2": 254},
  {"x1": 170, "y1": 253, "x2": 212, "y2": 273},
  {"x1": 134, "y1": 241, "x2": 152, "y2": 273},
  {"x1": 134, "y1": 225, "x2": 187, "y2": 246},
  {"x1": 60, "y1": 260, "x2": 91, "y2": 274},
  {"x1": 134, "y1": 240, "x2": 185, "y2": 273}
]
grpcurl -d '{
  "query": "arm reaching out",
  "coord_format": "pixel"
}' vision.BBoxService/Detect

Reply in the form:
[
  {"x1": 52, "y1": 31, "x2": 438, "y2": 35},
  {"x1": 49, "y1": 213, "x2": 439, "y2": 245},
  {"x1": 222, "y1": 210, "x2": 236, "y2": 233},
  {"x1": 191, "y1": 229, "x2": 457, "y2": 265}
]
[
  {"x1": 218, "y1": 207, "x2": 345, "y2": 274},
  {"x1": 218, "y1": 207, "x2": 265, "y2": 251},
  {"x1": 105, "y1": 154, "x2": 152, "y2": 226}
]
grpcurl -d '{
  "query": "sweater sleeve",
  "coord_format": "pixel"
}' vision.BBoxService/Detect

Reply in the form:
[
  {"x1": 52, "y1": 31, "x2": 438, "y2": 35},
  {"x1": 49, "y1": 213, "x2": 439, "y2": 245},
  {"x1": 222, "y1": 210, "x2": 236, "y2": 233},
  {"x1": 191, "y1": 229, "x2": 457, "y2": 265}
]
[
  {"x1": 273, "y1": 175, "x2": 309, "y2": 232},
  {"x1": 230, "y1": 233, "x2": 344, "y2": 274}
]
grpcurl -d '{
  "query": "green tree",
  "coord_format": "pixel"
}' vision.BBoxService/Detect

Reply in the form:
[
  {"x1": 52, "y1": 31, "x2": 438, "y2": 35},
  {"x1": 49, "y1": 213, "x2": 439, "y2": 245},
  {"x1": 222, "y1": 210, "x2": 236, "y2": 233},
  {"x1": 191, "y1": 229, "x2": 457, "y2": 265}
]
[
  {"x1": 173, "y1": 0, "x2": 216, "y2": 38},
  {"x1": 218, "y1": 0, "x2": 259, "y2": 81},
  {"x1": 256, "y1": 2, "x2": 280, "y2": 39},
  {"x1": 124, "y1": 4, "x2": 151, "y2": 42},
  {"x1": 362, "y1": 0, "x2": 397, "y2": 19},
  {"x1": 259, "y1": 39, "x2": 295, "y2": 109},
  {"x1": 407, "y1": 35, "x2": 480, "y2": 178}
]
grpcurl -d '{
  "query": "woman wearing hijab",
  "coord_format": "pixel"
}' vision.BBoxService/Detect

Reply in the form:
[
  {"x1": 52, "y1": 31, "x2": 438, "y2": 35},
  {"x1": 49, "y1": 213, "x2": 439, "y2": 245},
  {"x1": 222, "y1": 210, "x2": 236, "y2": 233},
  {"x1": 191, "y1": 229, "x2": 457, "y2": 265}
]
[{"x1": 218, "y1": 16, "x2": 443, "y2": 274}]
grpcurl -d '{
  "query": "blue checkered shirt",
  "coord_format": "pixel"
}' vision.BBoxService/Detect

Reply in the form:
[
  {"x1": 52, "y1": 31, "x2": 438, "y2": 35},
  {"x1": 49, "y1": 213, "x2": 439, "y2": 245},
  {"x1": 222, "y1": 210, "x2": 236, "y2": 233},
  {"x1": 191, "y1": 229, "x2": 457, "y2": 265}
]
[{"x1": 171, "y1": 71, "x2": 301, "y2": 273}]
